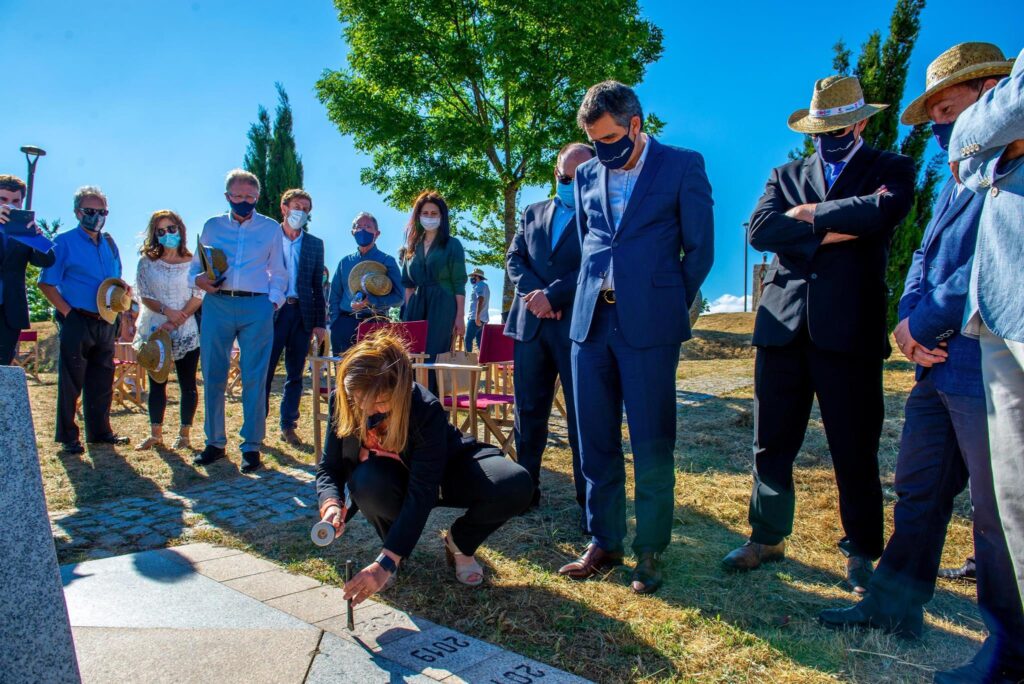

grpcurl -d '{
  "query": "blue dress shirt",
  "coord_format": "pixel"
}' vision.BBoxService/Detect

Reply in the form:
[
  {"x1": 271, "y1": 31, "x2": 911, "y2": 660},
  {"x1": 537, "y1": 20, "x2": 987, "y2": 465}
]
[
  {"x1": 189, "y1": 212, "x2": 287, "y2": 307},
  {"x1": 551, "y1": 196, "x2": 575, "y2": 248},
  {"x1": 602, "y1": 136, "x2": 651, "y2": 289},
  {"x1": 282, "y1": 230, "x2": 303, "y2": 298},
  {"x1": 39, "y1": 226, "x2": 122, "y2": 313},
  {"x1": 328, "y1": 245, "x2": 404, "y2": 325}
]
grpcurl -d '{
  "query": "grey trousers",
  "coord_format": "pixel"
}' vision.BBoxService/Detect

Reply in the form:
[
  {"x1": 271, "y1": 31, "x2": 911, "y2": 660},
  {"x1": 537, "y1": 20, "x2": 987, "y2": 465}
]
[{"x1": 980, "y1": 324, "x2": 1024, "y2": 615}]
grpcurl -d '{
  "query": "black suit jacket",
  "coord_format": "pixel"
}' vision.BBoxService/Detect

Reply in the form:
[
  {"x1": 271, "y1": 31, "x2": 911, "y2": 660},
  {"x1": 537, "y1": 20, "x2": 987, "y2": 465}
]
[
  {"x1": 504, "y1": 198, "x2": 581, "y2": 342},
  {"x1": 295, "y1": 232, "x2": 326, "y2": 332},
  {"x1": 748, "y1": 145, "x2": 916, "y2": 357},
  {"x1": 0, "y1": 234, "x2": 55, "y2": 331}
]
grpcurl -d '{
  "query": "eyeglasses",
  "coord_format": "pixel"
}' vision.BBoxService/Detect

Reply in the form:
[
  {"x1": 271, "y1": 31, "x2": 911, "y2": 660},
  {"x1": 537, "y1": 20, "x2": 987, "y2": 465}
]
[
  {"x1": 226, "y1": 192, "x2": 258, "y2": 202},
  {"x1": 156, "y1": 226, "x2": 179, "y2": 236},
  {"x1": 80, "y1": 207, "x2": 109, "y2": 217},
  {"x1": 811, "y1": 126, "x2": 853, "y2": 139},
  {"x1": 556, "y1": 174, "x2": 573, "y2": 185}
]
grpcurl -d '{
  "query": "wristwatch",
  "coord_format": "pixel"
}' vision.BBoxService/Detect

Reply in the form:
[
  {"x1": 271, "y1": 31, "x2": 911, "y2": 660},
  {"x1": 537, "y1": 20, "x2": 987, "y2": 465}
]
[{"x1": 375, "y1": 552, "x2": 398, "y2": 574}]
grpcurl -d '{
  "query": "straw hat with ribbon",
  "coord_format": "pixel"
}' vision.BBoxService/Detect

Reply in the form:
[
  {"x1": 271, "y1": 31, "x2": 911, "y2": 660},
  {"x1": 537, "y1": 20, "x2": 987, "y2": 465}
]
[
  {"x1": 469, "y1": 268, "x2": 486, "y2": 280},
  {"x1": 137, "y1": 328, "x2": 173, "y2": 383},
  {"x1": 197, "y1": 240, "x2": 229, "y2": 284},
  {"x1": 96, "y1": 277, "x2": 132, "y2": 324},
  {"x1": 901, "y1": 42, "x2": 1014, "y2": 125},
  {"x1": 349, "y1": 261, "x2": 394, "y2": 297},
  {"x1": 788, "y1": 75, "x2": 888, "y2": 134}
]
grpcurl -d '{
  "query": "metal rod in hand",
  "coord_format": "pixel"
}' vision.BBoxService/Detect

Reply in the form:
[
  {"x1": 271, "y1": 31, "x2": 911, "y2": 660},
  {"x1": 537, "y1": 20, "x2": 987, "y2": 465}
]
[{"x1": 345, "y1": 560, "x2": 355, "y2": 630}]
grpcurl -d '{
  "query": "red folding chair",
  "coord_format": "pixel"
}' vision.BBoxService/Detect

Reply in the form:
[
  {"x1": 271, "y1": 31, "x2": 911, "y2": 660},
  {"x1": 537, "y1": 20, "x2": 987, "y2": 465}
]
[
  {"x1": 13, "y1": 330, "x2": 40, "y2": 382},
  {"x1": 357, "y1": 320, "x2": 430, "y2": 366},
  {"x1": 475, "y1": 324, "x2": 516, "y2": 457}
]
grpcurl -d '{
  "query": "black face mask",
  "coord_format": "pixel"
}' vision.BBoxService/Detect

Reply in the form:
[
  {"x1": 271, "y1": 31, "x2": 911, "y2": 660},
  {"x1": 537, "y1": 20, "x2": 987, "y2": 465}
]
[
  {"x1": 367, "y1": 412, "x2": 387, "y2": 429},
  {"x1": 80, "y1": 212, "x2": 105, "y2": 232}
]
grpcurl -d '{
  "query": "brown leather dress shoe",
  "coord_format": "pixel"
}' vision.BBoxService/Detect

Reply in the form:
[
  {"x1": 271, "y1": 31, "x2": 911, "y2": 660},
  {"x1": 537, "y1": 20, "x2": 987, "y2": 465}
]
[
  {"x1": 280, "y1": 428, "x2": 302, "y2": 446},
  {"x1": 631, "y1": 552, "x2": 663, "y2": 594},
  {"x1": 722, "y1": 540, "x2": 786, "y2": 571},
  {"x1": 558, "y1": 544, "x2": 623, "y2": 580}
]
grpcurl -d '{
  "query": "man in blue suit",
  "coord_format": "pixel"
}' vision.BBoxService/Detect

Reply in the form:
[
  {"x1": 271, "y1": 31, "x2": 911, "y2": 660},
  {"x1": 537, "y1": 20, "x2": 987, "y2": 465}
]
[
  {"x1": 505, "y1": 142, "x2": 594, "y2": 522},
  {"x1": 819, "y1": 46, "x2": 1024, "y2": 675},
  {"x1": 557, "y1": 81, "x2": 714, "y2": 594},
  {"x1": 944, "y1": 45, "x2": 1024, "y2": 684}
]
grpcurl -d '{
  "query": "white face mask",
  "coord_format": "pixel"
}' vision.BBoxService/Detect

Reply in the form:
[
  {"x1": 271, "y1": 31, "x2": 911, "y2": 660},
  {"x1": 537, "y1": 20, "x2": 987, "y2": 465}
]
[
  {"x1": 420, "y1": 216, "x2": 441, "y2": 232},
  {"x1": 286, "y1": 210, "x2": 309, "y2": 231}
]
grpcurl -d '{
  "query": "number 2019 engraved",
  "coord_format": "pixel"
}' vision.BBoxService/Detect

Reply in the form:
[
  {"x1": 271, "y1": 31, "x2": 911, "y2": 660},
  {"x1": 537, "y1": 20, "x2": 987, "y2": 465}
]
[{"x1": 411, "y1": 635, "x2": 471, "y2": 662}]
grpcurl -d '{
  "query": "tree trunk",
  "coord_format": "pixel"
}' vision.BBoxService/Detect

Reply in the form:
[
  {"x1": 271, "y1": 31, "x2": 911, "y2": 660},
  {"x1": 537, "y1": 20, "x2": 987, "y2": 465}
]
[{"x1": 501, "y1": 183, "x2": 518, "y2": 314}]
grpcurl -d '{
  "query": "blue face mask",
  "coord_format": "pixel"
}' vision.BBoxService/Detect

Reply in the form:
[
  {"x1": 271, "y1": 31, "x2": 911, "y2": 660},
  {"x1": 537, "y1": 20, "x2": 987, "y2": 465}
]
[
  {"x1": 556, "y1": 179, "x2": 575, "y2": 208},
  {"x1": 228, "y1": 199, "x2": 256, "y2": 218},
  {"x1": 814, "y1": 129, "x2": 858, "y2": 164},
  {"x1": 931, "y1": 122, "x2": 955, "y2": 151},
  {"x1": 354, "y1": 229, "x2": 375, "y2": 247},
  {"x1": 594, "y1": 129, "x2": 636, "y2": 170},
  {"x1": 158, "y1": 232, "x2": 181, "y2": 249},
  {"x1": 367, "y1": 412, "x2": 387, "y2": 429}
]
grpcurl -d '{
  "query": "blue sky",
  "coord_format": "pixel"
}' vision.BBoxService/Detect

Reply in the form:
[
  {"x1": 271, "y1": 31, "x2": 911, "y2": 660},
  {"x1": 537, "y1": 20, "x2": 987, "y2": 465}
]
[{"x1": 2, "y1": 0, "x2": 1021, "y2": 316}]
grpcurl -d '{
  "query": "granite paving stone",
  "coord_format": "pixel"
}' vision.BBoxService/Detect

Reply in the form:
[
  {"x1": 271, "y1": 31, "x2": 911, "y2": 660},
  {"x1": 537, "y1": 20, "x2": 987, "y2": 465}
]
[
  {"x1": 305, "y1": 632, "x2": 437, "y2": 684},
  {"x1": 223, "y1": 569, "x2": 322, "y2": 601},
  {"x1": 265, "y1": 585, "x2": 349, "y2": 624},
  {"x1": 379, "y1": 625, "x2": 501, "y2": 680},
  {"x1": 155, "y1": 541, "x2": 243, "y2": 565},
  {"x1": 450, "y1": 650, "x2": 591, "y2": 684},
  {"x1": 193, "y1": 553, "x2": 280, "y2": 581},
  {"x1": 318, "y1": 601, "x2": 438, "y2": 651}
]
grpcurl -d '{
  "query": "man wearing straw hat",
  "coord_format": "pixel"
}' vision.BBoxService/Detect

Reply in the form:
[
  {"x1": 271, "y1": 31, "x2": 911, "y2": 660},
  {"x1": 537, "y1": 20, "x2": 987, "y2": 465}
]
[
  {"x1": 818, "y1": 46, "x2": 1024, "y2": 673},
  {"x1": 38, "y1": 186, "x2": 130, "y2": 454},
  {"x1": 723, "y1": 75, "x2": 915, "y2": 594},
  {"x1": 464, "y1": 267, "x2": 490, "y2": 351},
  {"x1": 941, "y1": 46, "x2": 1024, "y2": 684}
]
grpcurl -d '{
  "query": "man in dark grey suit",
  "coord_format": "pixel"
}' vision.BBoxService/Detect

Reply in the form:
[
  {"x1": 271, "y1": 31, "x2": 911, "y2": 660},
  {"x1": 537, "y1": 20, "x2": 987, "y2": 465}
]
[
  {"x1": 265, "y1": 188, "x2": 326, "y2": 446},
  {"x1": 505, "y1": 142, "x2": 594, "y2": 522},
  {"x1": 0, "y1": 174, "x2": 55, "y2": 365}
]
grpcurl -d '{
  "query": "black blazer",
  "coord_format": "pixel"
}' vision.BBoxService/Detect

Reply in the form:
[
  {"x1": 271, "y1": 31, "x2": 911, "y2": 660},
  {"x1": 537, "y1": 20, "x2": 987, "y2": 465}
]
[
  {"x1": 295, "y1": 232, "x2": 326, "y2": 332},
  {"x1": 504, "y1": 198, "x2": 581, "y2": 342},
  {"x1": 0, "y1": 235, "x2": 55, "y2": 331},
  {"x1": 748, "y1": 145, "x2": 916, "y2": 357},
  {"x1": 315, "y1": 383, "x2": 477, "y2": 558}
]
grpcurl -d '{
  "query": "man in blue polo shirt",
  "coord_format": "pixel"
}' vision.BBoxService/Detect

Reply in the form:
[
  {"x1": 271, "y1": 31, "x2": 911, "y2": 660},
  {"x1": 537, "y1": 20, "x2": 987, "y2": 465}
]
[
  {"x1": 328, "y1": 212, "x2": 403, "y2": 355},
  {"x1": 38, "y1": 186, "x2": 127, "y2": 454}
]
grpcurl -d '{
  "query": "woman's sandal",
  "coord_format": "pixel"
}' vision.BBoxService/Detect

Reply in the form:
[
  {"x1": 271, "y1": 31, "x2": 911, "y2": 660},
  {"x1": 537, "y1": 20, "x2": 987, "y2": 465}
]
[
  {"x1": 135, "y1": 436, "x2": 163, "y2": 451},
  {"x1": 444, "y1": 533, "x2": 484, "y2": 586}
]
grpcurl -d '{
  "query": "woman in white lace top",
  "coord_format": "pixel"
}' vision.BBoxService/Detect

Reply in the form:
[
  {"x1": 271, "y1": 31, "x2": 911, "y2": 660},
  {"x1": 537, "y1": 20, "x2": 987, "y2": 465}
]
[{"x1": 132, "y1": 210, "x2": 204, "y2": 450}]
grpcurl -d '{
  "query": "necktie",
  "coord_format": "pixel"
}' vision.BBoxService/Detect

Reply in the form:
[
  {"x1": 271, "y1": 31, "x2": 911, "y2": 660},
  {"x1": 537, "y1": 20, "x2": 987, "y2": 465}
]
[{"x1": 825, "y1": 161, "x2": 846, "y2": 189}]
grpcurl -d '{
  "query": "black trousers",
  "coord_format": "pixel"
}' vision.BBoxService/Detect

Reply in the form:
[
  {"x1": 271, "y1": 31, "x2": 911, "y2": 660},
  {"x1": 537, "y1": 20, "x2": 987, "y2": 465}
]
[
  {"x1": 348, "y1": 446, "x2": 533, "y2": 556},
  {"x1": 513, "y1": 320, "x2": 585, "y2": 522},
  {"x1": 0, "y1": 305, "x2": 20, "y2": 365},
  {"x1": 264, "y1": 301, "x2": 312, "y2": 430},
  {"x1": 750, "y1": 329, "x2": 885, "y2": 559},
  {"x1": 55, "y1": 310, "x2": 116, "y2": 444},
  {"x1": 148, "y1": 347, "x2": 200, "y2": 427}
]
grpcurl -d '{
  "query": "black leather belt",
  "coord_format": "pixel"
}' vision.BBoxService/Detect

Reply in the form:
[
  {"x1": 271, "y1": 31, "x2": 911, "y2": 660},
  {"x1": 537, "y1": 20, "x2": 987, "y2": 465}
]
[
  {"x1": 218, "y1": 290, "x2": 259, "y2": 297},
  {"x1": 285, "y1": 297, "x2": 300, "y2": 305},
  {"x1": 73, "y1": 308, "x2": 103, "y2": 320},
  {"x1": 599, "y1": 290, "x2": 616, "y2": 305}
]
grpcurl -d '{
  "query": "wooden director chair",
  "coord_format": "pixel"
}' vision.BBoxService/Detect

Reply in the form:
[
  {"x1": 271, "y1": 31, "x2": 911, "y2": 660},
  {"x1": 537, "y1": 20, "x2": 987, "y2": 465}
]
[
  {"x1": 226, "y1": 343, "x2": 242, "y2": 398},
  {"x1": 12, "y1": 330, "x2": 41, "y2": 382},
  {"x1": 112, "y1": 342, "x2": 146, "y2": 408},
  {"x1": 309, "y1": 330, "x2": 338, "y2": 460}
]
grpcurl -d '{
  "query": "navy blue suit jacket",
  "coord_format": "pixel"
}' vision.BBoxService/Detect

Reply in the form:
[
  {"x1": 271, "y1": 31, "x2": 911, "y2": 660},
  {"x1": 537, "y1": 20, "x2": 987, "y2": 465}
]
[
  {"x1": 570, "y1": 137, "x2": 714, "y2": 347},
  {"x1": 898, "y1": 176, "x2": 984, "y2": 397},
  {"x1": 295, "y1": 232, "x2": 326, "y2": 332},
  {"x1": 504, "y1": 198, "x2": 580, "y2": 342}
]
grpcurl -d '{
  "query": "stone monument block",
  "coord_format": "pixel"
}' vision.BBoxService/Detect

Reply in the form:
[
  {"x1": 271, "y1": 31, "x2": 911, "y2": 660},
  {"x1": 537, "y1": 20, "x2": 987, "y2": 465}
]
[{"x1": 0, "y1": 366, "x2": 80, "y2": 682}]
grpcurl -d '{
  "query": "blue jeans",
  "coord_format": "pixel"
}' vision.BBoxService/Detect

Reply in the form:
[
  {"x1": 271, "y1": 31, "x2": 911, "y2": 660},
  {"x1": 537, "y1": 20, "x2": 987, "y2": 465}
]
[
  {"x1": 465, "y1": 319, "x2": 484, "y2": 352},
  {"x1": 199, "y1": 293, "x2": 274, "y2": 452},
  {"x1": 265, "y1": 301, "x2": 312, "y2": 430}
]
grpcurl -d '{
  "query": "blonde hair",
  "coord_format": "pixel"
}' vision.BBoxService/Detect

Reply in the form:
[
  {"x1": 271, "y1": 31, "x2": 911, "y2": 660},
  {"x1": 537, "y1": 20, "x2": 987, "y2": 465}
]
[
  {"x1": 332, "y1": 330, "x2": 413, "y2": 454},
  {"x1": 141, "y1": 209, "x2": 191, "y2": 260}
]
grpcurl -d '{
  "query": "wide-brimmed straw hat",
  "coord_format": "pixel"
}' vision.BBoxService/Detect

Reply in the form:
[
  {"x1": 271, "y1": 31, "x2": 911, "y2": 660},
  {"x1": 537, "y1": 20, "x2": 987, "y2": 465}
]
[
  {"x1": 197, "y1": 240, "x2": 229, "y2": 283},
  {"x1": 469, "y1": 268, "x2": 486, "y2": 280},
  {"x1": 137, "y1": 328, "x2": 173, "y2": 383},
  {"x1": 96, "y1": 277, "x2": 132, "y2": 324},
  {"x1": 788, "y1": 75, "x2": 888, "y2": 134},
  {"x1": 901, "y1": 42, "x2": 1014, "y2": 125},
  {"x1": 349, "y1": 261, "x2": 393, "y2": 297}
]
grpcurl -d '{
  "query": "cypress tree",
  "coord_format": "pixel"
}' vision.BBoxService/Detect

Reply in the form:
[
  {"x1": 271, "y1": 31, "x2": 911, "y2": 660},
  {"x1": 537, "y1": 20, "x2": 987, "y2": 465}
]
[
  {"x1": 242, "y1": 84, "x2": 304, "y2": 220},
  {"x1": 243, "y1": 106, "x2": 273, "y2": 216}
]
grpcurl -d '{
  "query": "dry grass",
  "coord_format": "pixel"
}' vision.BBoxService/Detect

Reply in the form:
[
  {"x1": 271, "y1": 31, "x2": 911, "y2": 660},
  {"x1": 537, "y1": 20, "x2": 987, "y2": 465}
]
[{"x1": 31, "y1": 314, "x2": 981, "y2": 683}]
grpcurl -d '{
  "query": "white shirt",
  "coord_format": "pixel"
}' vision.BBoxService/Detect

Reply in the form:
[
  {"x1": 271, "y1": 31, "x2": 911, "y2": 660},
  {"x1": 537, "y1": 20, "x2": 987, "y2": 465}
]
[
  {"x1": 281, "y1": 229, "x2": 303, "y2": 299},
  {"x1": 602, "y1": 134, "x2": 651, "y2": 290},
  {"x1": 190, "y1": 212, "x2": 287, "y2": 307}
]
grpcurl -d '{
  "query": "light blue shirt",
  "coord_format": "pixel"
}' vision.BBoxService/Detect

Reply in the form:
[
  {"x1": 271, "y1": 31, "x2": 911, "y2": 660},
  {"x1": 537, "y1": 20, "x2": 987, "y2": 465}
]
[
  {"x1": 281, "y1": 230, "x2": 303, "y2": 299},
  {"x1": 602, "y1": 135, "x2": 651, "y2": 289},
  {"x1": 39, "y1": 226, "x2": 122, "y2": 313},
  {"x1": 328, "y1": 245, "x2": 404, "y2": 324},
  {"x1": 551, "y1": 196, "x2": 575, "y2": 248},
  {"x1": 469, "y1": 280, "x2": 490, "y2": 323},
  {"x1": 190, "y1": 212, "x2": 287, "y2": 307}
]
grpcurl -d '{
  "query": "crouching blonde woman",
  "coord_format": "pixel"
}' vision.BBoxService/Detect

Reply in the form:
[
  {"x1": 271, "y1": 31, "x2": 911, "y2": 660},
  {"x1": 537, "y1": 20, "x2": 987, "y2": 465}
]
[{"x1": 315, "y1": 331, "x2": 532, "y2": 604}]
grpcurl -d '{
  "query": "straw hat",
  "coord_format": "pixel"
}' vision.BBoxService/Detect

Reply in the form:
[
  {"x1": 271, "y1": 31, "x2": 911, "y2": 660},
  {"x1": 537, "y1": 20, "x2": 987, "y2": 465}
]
[
  {"x1": 96, "y1": 277, "x2": 132, "y2": 324},
  {"x1": 197, "y1": 241, "x2": 229, "y2": 283},
  {"x1": 348, "y1": 261, "x2": 393, "y2": 297},
  {"x1": 469, "y1": 268, "x2": 486, "y2": 280},
  {"x1": 901, "y1": 42, "x2": 1014, "y2": 125},
  {"x1": 137, "y1": 328, "x2": 173, "y2": 383},
  {"x1": 788, "y1": 76, "x2": 888, "y2": 134}
]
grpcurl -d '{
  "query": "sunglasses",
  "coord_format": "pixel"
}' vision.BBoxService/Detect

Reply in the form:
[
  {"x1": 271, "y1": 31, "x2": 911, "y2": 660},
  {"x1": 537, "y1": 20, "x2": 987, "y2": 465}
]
[
  {"x1": 556, "y1": 174, "x2": 573, "y2": 185},
  {"x1": 156, "y1": 226, "x2": 180, "y2": 236},
  {"x1": 80, "y1": 207, "x2": 109, "y2": 217},
  {"x1": 811, "y1": 126, "x2": 853, "y2": 139}
]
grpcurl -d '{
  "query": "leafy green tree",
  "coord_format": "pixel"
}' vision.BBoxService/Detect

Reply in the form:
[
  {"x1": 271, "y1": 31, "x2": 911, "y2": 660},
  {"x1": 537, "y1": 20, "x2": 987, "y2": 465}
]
[
  {"x1": 244, "y1": 83, "x2": 304, "y2": 220},
  {"x1": 795, "y1": 0, "x2": 939, "y2": 329},
  {"x1": 316, "y1": 0, "x2": 663, "y2": 306},
  {"x1": 27, "y1": 218, "x2": 61, "y2": 322}
]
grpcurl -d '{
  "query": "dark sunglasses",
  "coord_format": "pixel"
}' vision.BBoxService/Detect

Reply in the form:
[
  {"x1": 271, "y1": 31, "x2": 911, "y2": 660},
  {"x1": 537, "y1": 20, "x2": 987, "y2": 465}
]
[
  {"x1": 556, "y1": 174, "x2": 573, "y2": 185},
  {"x1": 156, "y1": 226, "x2": 180, "y2": 236},
  {"x1": 80, "y1": 207, "x2": 109, "y2": 217},
  {"x1": 811, "y1": 126, "x2": 853, "y2": 139}
]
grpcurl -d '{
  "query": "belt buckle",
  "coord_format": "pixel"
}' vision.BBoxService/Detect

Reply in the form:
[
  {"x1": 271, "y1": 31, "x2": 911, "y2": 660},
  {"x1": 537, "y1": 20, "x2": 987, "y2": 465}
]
[{"x1": 601, "y1": 290, "x2": 616, "y2": 304}]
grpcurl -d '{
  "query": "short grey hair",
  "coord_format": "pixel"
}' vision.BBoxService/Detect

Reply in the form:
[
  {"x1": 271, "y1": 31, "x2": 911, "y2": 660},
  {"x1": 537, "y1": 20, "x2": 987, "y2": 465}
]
[
  {"x1": 224, "y1": 168, "x2": 261, "y2": 194},
  {"x1": 352, "y1": 212, "x2": 379, "y2": 231},
  {"x1": 576, "y1": 80, "x2": 644, "y2": 130},
  {"x1": 73, "y1": 185, "x2": 108, "y2": 212}
]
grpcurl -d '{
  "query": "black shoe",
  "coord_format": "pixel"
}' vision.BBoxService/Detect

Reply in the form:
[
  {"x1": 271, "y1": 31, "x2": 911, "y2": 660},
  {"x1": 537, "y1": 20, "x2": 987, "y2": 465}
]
[
  {"x1": 938, "y1": 557, "x2": 977, "y2": 582},
  {"x1": 60, "y1": 441, "x2": 85, "y2": 455},
  {"x1": 631, "y1": 552, "x2": 663, "y2": 595},
  {"x1": 88, "y1": 434, "x2": 130, "y2": 445},
  {"x1": 934, "y1": 650, "x2": 1024, "y2": 683},
  {"x1": 241, "y1": 451, "x2": 261, "y2": 474},
  {"x1": 193, "y1": 445, "x2": 226, "y2": 466},
  {"x1": 846, "y1": 555, "x2": 874, "y2": 594},
  {"x1": 819, "y1": 598, "x2": 923, "y2": 640}
]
